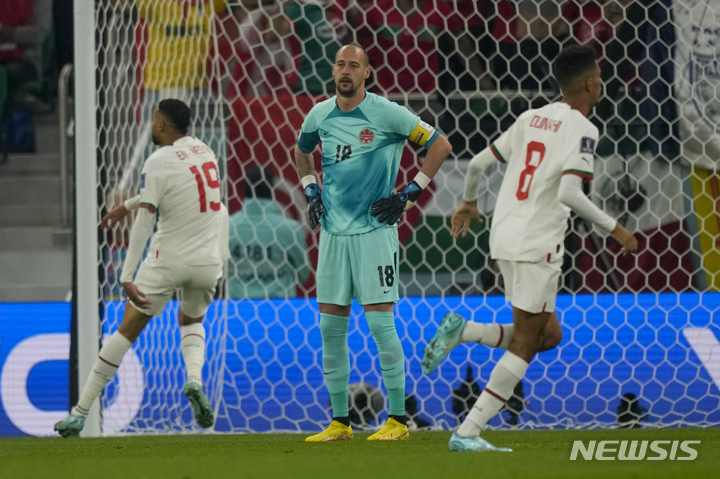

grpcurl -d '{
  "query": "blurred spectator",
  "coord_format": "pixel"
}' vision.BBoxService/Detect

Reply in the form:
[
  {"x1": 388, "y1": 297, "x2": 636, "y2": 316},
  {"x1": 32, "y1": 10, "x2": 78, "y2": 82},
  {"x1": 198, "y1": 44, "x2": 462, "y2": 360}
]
[
  {"x1": 491, "y1": 0, "x2": 565, "y2": 91},
  {"x1": 118, "y1": 0, "x2": 228, "y2": 188},
  {"x1": 228, "y1": 165, "x2": 309, "y2": 299},
  {"x1": 442, "y1": 0, "x2": 495, "y2": 91},
  {"x1": 0, "y1": 0, "x2": 53, "y2": 115},
  {"x1": 228, "y1": 0, "x2": 298, "y2": 97},
  {"x1": 562, "y1": 1, "x2": 646, "y2": 121},
  {"x1": 360, "y1": 0, "x2": 469, "y2": 94},
  {"x1": 283, "y1": 0, "x2": 351, "y2": 94}
]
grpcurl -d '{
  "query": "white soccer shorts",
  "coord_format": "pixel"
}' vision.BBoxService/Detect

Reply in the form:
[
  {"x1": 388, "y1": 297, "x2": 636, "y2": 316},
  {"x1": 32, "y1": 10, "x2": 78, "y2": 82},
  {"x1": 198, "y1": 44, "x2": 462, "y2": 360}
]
[
  {"x1": 131, "y1": 257, "x2": 223, "y2": 318},
  {"x1": 497, "y1": 259, "x2": 562, "y2": 314}
]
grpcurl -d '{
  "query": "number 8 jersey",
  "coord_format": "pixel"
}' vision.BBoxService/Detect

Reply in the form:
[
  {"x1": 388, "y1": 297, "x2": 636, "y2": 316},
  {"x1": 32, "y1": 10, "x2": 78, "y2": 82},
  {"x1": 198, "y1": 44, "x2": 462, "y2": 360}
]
[
  {"x1": 488, "y1": 102, "x2": 599, "y2": 263},
  {"x1": 139, "y1": 137, "x2": 224, "y2": 265}
]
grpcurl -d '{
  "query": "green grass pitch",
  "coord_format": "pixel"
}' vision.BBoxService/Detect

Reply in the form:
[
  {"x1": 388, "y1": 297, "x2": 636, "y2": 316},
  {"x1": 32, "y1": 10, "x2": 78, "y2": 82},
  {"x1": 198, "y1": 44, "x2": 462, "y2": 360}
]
[{"x1": 1, "y1": 428, "x2": 718, "y2": 479}]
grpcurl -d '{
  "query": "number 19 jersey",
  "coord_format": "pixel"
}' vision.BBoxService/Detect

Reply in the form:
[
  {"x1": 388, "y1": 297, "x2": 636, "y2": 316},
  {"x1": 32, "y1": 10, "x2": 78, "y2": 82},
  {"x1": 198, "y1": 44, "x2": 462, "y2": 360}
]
[
  {"x1": 139, "y1": 136, "x2": 223, "y2": 265},
  {"x1": 489, "y1": 102, "x2": 599, "y2": 263}
]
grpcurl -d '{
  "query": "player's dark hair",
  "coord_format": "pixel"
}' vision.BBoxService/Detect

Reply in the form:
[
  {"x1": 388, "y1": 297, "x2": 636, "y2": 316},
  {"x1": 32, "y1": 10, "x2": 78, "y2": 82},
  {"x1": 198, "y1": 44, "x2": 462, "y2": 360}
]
[
  {"x1": 244, "y1": 165, "x2": 275, "y2": 199},
  {"x1": 157, "y1": 99, "x2": 191, "y2": 134},
  {"x1": 552, "y1": 45, "x2": 597, "y2": 92}
]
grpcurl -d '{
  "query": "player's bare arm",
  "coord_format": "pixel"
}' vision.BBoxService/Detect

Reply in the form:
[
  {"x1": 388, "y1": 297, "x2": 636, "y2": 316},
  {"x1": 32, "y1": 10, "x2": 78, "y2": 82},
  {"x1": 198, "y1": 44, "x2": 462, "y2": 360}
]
[
  {"x1": 294, "y1": 145, "x2": 315, "y2": 179},
  {"x1": 419, "y1": 134, "x2": 453, "y2": 179}
]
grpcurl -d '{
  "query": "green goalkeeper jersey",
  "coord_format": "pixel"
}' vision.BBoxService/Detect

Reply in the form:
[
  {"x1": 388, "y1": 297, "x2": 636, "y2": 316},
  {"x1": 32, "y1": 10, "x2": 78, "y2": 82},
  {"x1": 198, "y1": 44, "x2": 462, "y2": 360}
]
[{"x1": 297, "y1": 91, "x2": 440, "y2": 235}]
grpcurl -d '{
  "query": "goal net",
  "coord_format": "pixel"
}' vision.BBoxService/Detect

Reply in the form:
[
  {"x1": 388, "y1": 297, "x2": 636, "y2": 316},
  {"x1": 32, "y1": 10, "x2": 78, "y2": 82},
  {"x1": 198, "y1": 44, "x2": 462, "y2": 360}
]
[{"x1": 93, "y1": 0, "x2": 720, "y2": 434}]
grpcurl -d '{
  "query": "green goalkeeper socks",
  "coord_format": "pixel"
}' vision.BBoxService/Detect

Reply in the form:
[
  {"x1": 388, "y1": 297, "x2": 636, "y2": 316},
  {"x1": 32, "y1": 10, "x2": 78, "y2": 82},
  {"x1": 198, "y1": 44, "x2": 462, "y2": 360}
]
[
  {"x1": 319, "y1": 313, "x2": 351, "y2": 418},
  {"x1": 365, "y1": 311, "x2": 406, "y2": 417}
]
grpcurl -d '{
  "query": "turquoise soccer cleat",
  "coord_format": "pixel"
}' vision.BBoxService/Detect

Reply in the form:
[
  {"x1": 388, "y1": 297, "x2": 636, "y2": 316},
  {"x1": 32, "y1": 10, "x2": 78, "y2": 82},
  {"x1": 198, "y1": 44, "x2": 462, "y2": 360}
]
[
  {"x1": 54, "y1": 414, "x2": 85, "y2": 438},
  {"x1": 184, "y1": 382, "x2": 214, "y2": 428},
  {"x1": 448, "y1": 433, "x2": 512, "y2": 452},
  {"x1": 421, "y1": 312, "x2": 466, "y2": 375}
]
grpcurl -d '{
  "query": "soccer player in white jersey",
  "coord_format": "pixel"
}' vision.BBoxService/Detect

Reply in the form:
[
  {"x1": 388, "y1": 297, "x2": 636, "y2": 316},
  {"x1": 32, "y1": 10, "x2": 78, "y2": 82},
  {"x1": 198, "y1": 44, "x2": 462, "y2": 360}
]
[
  {"x1": 421, "y1": 45, "x2": 638, "y2": 452},
  {"x1": 54, "y1": 99, "x2": 229, "y2": 437}
]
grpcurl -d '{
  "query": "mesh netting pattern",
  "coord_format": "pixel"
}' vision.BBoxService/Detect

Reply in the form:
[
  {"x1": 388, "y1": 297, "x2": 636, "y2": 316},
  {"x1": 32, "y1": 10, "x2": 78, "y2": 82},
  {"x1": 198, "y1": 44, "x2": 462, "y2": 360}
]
[{"x1": 95, "y1": 0, "x2": 720, "y2": 433}]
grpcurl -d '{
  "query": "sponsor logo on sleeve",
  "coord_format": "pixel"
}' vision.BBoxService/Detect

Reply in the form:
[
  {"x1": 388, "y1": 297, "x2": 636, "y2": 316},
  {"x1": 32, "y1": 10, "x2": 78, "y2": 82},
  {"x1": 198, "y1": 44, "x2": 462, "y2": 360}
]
[
  {"x1": 141, "y1": 173, "x2": 146, "y2": 189},
  {"x1": 410, "y1": 121, "x2": 435, "y2": 146},
  {"x1": 580, "y1": 137, "x2": 596, "y2": 154}
]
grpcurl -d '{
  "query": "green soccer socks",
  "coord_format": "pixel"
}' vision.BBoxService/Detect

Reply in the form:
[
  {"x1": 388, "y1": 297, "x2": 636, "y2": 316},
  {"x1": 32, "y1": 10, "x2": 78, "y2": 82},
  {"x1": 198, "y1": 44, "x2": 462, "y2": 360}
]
[
  {"x1": 366, "y1": 311, "x2": 405, "y2": 417},
  {"x1": 320, "y1": 313, "x2": 351, "y2": 418}
]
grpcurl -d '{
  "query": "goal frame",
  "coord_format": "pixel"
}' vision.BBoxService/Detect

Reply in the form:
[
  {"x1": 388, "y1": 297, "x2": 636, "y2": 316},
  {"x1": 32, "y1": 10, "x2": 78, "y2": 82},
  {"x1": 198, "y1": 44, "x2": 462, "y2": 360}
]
[{"x1": 74, "y1": 0, "x2": 101, "y2": 438}]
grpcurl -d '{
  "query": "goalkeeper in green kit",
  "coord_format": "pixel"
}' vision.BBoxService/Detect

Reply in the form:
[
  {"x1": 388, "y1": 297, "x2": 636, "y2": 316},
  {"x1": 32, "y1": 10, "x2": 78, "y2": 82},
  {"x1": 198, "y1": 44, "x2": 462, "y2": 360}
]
[{"x1": 294, "y1": 44, "x2": 452, "y2": 441}]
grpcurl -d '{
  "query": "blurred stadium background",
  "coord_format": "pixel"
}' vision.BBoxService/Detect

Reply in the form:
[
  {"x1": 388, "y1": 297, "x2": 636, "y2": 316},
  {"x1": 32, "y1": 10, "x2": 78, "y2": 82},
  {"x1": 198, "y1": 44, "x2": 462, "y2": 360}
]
[{"x1": 1, "y1": 0, "x2": 720, "y2": 443}]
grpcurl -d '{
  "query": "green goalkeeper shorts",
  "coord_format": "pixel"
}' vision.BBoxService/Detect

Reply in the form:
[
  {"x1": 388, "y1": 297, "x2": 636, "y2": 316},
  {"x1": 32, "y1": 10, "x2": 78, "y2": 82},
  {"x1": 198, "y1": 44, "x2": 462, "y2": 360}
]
[{"x1": 316, "y1": 226, "x2": 400, "y2": 306}]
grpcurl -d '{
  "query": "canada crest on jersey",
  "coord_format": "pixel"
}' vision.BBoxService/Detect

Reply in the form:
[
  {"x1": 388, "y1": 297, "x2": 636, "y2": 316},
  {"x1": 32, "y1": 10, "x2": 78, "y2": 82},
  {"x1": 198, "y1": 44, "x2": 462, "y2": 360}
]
[{"x1": 359, "y1": 129, "x2": 374, "y2": 144}]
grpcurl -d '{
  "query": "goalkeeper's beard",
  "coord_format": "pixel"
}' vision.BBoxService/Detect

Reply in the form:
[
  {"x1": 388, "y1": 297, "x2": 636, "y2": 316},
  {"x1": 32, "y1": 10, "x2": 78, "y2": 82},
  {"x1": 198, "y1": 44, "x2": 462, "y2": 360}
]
[
  {"x1": 151, "y1": 133, "x2": 161, "y2": 146},
  {"x1": 336, "y1": 79, "x2": 358, "y2": 98}
]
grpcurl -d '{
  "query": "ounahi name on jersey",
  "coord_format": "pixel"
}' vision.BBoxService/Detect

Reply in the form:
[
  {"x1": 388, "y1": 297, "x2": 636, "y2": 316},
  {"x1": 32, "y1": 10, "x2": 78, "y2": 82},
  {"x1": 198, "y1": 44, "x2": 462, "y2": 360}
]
[{"x1": 488, "y1": 102, "x2": 598, "y2": 262}]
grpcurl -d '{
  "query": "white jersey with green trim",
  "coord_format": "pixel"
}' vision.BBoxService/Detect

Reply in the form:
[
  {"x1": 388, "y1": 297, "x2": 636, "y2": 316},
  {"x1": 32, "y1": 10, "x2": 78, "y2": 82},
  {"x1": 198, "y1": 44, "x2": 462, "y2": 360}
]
[
  {"x1": 139, "y1": 136, "x2": 223, "y2": 265},
  {"x1": 488, "y1": 102, "x2": 599, "y2": 262}
]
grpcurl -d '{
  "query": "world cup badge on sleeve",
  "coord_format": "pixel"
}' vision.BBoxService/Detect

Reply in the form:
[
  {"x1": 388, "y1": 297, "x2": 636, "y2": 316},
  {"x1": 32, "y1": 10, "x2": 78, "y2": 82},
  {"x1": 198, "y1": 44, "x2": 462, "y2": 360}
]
[{"x1": 580, "y1": 137, "x2": 596, "y2": 155}]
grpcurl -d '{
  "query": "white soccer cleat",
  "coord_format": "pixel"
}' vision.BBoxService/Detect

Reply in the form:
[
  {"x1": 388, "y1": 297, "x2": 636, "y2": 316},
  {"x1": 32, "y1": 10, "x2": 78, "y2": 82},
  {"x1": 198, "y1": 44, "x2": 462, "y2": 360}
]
[{"x1": 448, "y1": 432, "x2": 512, "y2": 452}]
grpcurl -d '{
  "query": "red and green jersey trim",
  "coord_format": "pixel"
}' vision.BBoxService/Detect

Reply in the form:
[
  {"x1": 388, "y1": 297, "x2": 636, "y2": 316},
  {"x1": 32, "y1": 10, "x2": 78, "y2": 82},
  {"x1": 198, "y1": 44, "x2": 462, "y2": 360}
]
[
  {"x1": 490, "y1": 143, "x2": 506, "y2": 163},
  {"x1": 139, "y1": 202, "x2": 157, "y2": 213},
  {"x1": 563, "y1": 169, "x2": 594, "y2": 183}
]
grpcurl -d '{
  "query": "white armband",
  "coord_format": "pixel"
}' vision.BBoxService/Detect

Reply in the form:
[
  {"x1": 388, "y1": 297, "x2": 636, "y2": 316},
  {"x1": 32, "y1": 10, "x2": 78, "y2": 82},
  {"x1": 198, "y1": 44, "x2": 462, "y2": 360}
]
[
  {"x1": 412, "y1": 171, "x2": 432, "y2": 189},
  {"x1": 301, "y1": 175, "x2": 317, "y2": 189}
]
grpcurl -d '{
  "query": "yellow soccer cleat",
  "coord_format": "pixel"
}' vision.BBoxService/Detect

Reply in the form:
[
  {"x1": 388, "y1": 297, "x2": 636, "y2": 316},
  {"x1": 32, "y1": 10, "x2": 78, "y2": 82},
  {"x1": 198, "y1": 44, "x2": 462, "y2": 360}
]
[
  {"x1": 305, "y1": 420, "x2": 353, "y2": 442},
  {"x1": 367, "y1": 417, "x2": 409, "y2": 441}
]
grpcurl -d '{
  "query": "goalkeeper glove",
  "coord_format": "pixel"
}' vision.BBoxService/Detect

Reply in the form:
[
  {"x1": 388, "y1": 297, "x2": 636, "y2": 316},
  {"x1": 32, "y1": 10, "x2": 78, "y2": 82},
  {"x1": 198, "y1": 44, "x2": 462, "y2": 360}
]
[
  {"x1": 371, "y1": 180, "x2": 423, "y2": 225},
  {"x1": 304, "y1": 183, "x2": 325, "y2": 230}
]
